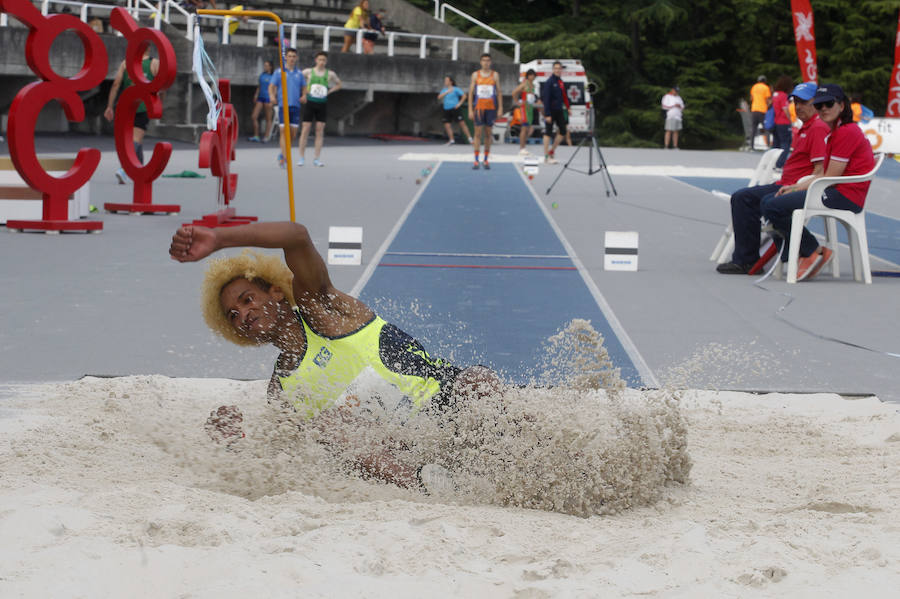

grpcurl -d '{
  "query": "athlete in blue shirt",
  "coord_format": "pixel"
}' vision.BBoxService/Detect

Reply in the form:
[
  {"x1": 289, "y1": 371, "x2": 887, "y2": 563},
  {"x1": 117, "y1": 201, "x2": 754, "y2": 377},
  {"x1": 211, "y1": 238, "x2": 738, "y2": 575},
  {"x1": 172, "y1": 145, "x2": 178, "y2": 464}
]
[
  {"x1": 248, "y1": 60, "x2": 275, "y2": 143},
  {"x1": 267, "y1": 48, "x2": 307, "y2": 169},
  {"x1": 437, "y1": 76, "x2": 472, "y2": 145}
]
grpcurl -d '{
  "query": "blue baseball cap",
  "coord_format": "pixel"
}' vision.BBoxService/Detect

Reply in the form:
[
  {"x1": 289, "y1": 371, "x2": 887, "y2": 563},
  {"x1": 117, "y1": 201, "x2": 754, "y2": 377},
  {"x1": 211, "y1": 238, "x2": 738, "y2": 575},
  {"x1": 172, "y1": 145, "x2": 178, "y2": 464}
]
[
  {"x1": 790, "y1": 82, "x2": 817, "y2": 101},
  {"x1": 813, "y1": 83, "x2": 847, "y2": 105}
]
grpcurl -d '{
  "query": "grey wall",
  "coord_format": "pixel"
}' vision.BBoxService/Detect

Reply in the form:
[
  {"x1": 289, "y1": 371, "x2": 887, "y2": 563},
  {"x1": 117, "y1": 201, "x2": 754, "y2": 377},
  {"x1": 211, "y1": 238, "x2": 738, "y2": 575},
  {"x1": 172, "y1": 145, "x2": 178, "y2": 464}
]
[{"x1": 0, "y1": 7, "x2": 518, "y2": 140}]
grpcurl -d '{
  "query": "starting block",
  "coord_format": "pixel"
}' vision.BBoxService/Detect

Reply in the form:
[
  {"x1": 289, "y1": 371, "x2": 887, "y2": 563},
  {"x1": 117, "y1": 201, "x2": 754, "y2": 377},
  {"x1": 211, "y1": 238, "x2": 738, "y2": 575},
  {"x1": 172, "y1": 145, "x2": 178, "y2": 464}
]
[
  {"x1": 523, "y1": 156, "x2": 540, "y2": 176},
  {"x1": 327, "y1": 226, "x2": 362, "y2": 265},
  {"x1": 604, "y1": 231, "x2": 639, "y2": 271}
]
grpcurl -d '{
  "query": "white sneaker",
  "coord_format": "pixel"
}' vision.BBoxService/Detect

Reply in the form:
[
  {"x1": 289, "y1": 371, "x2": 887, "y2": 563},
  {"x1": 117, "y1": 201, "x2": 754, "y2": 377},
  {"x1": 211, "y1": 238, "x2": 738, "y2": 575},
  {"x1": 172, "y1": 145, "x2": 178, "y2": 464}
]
[
  {"x1": 297, "y1": 157, "x2": 304, "y2": 166},
  {"x1": 313, "y1": 158, "x2": 324, "y2": 167},
  {"x1": 446, "y1": 139, "x2": 456, "y2": 145},
  {"x1": 519, "y1": 148, "x2": 530, "y2": 156},
  {"x1": 114, "y1": 168, "x2": 127, "y2": 184},
  {"x1": 545, "y1": 156, "x2": 559, "y2": 165}
]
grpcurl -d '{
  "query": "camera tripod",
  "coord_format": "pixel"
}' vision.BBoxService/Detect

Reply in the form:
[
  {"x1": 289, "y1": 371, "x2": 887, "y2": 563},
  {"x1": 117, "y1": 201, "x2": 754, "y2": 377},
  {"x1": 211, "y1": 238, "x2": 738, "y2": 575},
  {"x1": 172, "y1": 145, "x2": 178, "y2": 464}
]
[{"x1": 545, "y1": 107, "x2": 617, "y2": 198}]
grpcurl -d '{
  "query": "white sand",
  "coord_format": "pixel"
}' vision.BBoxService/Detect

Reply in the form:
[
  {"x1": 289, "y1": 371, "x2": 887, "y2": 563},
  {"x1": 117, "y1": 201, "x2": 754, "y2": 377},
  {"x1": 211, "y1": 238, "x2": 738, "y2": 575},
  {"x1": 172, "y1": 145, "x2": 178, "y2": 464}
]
[{"x1": 1, "y1": 375, "x2": 899, "y2": 598}]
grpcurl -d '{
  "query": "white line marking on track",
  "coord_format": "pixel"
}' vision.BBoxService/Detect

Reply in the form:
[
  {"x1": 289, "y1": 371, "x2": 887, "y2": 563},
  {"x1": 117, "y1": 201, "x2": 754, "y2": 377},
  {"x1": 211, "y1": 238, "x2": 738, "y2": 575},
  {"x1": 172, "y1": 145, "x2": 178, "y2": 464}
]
[
  {"x1": 384, "y1": 251, "x2": 571, "y2": 259},
  {"x1": 399, "y1": 153, "x2": 756, "y2": 179},
  {"x1": 515, "y1": 167, "x2": 661, "y2": 388},
  {"x1": 349, "y1": 162, "x2": 444, "y2": 297}
]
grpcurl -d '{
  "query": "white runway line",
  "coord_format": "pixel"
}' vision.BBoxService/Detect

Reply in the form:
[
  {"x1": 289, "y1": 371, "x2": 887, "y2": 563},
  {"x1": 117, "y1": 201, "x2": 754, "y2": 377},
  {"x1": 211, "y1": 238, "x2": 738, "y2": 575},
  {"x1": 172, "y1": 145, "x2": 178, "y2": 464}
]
[
  {"x1": 349, "y1": 162, "x2": 444, "y2": 297},
  {"x1": 515, "y1": 167, "x2": 660, "y2": 388},
  {"x1": 399, "y1": 153, "x2": 756, "y2": 179}
]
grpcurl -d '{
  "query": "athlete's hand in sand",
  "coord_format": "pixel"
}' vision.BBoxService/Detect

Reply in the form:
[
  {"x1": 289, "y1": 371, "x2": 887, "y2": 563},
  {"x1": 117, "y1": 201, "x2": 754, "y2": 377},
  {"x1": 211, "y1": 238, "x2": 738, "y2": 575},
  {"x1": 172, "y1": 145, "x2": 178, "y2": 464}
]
[
  {"x1": 205, "y1": 405, "x2": 244, "y2": 445},
  {"x1": 169, "y1": 225, "x2": 217, "y2": 262}
]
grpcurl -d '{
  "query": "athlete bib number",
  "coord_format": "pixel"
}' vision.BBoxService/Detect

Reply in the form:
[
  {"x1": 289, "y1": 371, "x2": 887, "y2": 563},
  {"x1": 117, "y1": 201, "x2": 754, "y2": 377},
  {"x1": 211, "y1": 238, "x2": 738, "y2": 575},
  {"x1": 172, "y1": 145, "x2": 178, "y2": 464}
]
[
  {"x1": 526, "y1": 92, "x2": 536, "y2": 104},
  {"x1": 309, "y1": 83, "x2": 327, "y2": 99},
  {"x1": 476, "y1": 84, "x2": 494, "y2": 99}
]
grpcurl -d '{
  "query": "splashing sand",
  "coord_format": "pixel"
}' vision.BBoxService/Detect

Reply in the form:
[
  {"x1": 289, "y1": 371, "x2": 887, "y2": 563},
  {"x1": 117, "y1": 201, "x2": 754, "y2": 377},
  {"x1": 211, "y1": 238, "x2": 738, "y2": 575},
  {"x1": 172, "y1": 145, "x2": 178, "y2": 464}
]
[{"x1": 2, "y1": 320, "x2": 898, "y2": 596}]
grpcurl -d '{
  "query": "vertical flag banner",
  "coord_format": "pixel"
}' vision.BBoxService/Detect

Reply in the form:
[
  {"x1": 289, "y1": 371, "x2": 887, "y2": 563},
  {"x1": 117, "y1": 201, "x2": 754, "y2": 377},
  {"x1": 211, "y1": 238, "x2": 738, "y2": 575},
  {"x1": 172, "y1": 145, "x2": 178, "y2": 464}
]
[
  {"x1": 886, "y1": 10, "x2": 900, "y2": 117},
  {"x1": 791, "y1": 0, "x2": 818, "y2": 83}
]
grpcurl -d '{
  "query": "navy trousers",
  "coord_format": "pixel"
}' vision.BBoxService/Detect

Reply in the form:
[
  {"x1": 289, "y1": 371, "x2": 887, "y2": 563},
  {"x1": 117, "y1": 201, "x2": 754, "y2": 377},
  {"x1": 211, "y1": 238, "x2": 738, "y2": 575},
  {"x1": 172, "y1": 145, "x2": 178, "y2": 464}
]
[
  {"x1": 729, "y1": 183, "x2": 781, "y2": 265},
  {"x1": 761, "y1": 187, "x2": 861, "y2": 261}
]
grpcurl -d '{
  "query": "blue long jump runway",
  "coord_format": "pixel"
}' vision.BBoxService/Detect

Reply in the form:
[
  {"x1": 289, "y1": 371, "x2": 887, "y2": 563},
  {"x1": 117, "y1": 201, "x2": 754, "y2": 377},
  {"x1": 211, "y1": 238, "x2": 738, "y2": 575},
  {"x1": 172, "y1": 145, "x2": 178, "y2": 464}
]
[{"x1": 355, "y1": 162, "x2": 651, "y2": 387}]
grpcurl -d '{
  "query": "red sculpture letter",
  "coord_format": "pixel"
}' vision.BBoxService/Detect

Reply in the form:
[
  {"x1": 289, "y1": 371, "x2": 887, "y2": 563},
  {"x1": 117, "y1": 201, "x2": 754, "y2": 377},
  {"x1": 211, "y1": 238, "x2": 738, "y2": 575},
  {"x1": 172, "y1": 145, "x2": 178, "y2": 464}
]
[
  {"x1": 104, "y1": 7, "x2": 179, "y2": 214},
  {"x1": 2, "y1": 0, "x2": 107, "y2": 231},
  {"x1": 188, "y1": 79, "x2": 256, "y2": 227}
]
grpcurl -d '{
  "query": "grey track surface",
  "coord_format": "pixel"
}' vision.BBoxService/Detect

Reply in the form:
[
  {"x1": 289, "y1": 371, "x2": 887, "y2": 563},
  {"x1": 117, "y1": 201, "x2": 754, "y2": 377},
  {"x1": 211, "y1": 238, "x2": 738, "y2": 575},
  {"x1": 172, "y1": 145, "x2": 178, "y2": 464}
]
[{"x1": 2, "y1": 135, "x2": 899, "y2": 404}]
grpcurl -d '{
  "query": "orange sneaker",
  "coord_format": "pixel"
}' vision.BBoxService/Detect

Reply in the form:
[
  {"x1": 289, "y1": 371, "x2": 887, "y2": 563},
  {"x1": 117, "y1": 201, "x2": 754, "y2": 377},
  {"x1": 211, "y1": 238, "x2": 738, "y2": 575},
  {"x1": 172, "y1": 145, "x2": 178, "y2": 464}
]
[
  {"x1": 796, "y1": 248, "x2": 824, "y2": 281},
  {"x1": 796, "y1": 250, "x2": 823, "y2": 281},
  {"x1": 803, "y1": 246, "x2": 834, "y2": 281}
]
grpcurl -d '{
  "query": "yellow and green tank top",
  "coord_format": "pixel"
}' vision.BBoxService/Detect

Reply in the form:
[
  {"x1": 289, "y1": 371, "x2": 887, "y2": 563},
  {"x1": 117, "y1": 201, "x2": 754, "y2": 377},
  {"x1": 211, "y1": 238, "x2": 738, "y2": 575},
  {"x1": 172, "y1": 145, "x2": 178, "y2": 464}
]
[
  {"x1": 277, "y1": 308, "x2": 461, "y2": 419},
  {"x1": 307, "y1": 69, "x2": 330, "y2": 104}
]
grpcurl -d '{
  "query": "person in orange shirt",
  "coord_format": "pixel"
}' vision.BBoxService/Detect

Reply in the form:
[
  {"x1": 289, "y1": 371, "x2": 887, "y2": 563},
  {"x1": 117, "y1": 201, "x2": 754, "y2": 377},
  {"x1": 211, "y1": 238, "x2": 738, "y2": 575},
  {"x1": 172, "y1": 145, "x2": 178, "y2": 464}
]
[
  {"x1": 467, "y1": 53, "x2": 502, "y2": 170},
  {"x1": 749, "y1": 75, "x2": 772, "y2": 150}
]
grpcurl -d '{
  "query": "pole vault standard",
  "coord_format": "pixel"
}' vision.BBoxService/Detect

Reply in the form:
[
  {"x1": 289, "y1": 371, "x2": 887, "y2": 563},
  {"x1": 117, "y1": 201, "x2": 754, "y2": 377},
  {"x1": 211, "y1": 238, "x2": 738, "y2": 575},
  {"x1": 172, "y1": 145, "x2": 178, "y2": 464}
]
[{"x1": 198, "y1": 8, "x2": 298, "y2": 222}]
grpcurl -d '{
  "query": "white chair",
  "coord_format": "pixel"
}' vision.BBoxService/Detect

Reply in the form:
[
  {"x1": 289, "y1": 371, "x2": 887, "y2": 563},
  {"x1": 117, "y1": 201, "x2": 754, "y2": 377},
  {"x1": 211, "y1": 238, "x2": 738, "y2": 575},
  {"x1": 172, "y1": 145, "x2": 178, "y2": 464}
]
[
  {"x1": 782, "y1": 152, "x2": 885, "y2": 284},
  {"x1": 710, "y1": 148, "x2": 783, "y2": 263}
]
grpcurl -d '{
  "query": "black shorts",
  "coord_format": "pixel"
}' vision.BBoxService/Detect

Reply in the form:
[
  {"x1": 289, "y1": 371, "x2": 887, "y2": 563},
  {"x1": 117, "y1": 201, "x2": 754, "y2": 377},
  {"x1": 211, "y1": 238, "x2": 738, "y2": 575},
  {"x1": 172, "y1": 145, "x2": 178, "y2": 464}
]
[
  {"x1": 378, "y1": 323, "x2": 463, "y2": 413},
  {"x1": 302, "y1": 101, "x2": 327, "y2": 123},
  {"x1": 544, "y1": 109, "x2": 567, "y2": 137},
  {"x1": 442, "y1": 108, "x2": 462, "y2": 123},
  {"x1": 133, "y1": 111, "x2": 150, "y2": 130}
]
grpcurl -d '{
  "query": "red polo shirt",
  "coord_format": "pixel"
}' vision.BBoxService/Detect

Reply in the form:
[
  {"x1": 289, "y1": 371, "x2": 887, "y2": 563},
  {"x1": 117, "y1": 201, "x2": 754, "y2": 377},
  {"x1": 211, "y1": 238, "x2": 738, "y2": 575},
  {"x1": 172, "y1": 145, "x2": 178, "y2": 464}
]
[
  {"x1": 777, "y1": 114, "x2": 829, "y2": 186},
  {"x1": 824, "y1": 122, "x2": 876, "y2": 207}
]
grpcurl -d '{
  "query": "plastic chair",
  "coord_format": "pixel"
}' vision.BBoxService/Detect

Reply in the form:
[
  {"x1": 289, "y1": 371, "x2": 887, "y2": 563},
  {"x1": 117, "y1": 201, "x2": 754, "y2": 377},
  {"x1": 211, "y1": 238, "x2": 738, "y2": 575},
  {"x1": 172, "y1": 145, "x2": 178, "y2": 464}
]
[
  {"x1": 782, "y1": 152, "x2": 884, "y2": 284},
  {"x1": 710, "y1": 148, "x2": 784, "y2": 263}
]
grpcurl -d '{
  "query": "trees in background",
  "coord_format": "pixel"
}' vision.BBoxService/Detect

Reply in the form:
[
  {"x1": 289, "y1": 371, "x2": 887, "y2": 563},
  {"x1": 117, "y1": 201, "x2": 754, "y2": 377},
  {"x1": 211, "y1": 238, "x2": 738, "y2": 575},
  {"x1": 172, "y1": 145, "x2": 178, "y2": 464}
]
[{"x1": 421, "y1": 0, "x2": 898, "y2": 147}]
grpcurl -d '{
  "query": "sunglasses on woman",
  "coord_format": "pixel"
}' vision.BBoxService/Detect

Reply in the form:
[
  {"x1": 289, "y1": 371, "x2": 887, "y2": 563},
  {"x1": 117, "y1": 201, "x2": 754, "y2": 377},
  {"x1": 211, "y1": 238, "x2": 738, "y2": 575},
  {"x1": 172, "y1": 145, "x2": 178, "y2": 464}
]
[{"x1": 814, "y1": 100, "x2": 836, "y2": 110}]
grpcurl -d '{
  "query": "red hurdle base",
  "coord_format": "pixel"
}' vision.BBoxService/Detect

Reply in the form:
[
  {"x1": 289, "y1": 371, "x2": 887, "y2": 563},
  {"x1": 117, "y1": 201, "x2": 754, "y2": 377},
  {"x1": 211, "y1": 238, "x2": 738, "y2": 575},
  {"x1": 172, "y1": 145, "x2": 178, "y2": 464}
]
[
  {"x1": 184, "y1": 207, "x2": 257, "y2": 228},
  {"x1": 104, "y1": 202, "x2": 181, "y2": 215},
  {"x1": 6, "y1": 219, "x2": 103, "y2": 233}
]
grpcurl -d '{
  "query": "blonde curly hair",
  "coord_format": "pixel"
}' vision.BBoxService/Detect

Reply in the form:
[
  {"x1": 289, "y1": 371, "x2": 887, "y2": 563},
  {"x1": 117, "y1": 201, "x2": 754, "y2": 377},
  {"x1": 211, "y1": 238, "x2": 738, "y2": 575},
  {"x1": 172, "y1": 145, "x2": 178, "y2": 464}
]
[{"x1": 201, "y1": 250, "x2": 295, "y2": 346}]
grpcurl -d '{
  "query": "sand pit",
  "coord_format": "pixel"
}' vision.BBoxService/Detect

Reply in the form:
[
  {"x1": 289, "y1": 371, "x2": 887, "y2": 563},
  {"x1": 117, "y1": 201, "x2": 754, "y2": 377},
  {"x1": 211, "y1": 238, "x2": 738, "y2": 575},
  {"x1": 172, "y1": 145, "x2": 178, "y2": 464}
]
[{"x1": 1, "y1": 374, "x2": 899, "y2": 597}]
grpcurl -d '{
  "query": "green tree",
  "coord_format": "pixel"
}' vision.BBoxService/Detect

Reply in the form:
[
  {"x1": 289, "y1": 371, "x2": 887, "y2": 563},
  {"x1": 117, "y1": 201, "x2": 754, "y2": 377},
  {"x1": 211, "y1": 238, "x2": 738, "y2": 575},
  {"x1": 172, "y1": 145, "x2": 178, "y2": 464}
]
[{"x1": 430, "y1": 0, "x2": 900, "y2": 147}]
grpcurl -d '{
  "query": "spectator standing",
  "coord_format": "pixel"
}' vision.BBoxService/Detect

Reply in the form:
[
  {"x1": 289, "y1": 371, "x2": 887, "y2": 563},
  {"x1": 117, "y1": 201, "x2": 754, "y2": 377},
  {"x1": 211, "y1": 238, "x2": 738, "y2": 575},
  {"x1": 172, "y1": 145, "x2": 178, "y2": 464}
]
[
  {"x1": 771, "y1": 75, "x2": 793, "y2": 167},
  {"x1": 438, "y1": 76, "x2": 472, "y2": 145},
  {"x1": 716, "y1": 82, "x2": 828, "y2": 274},
  {"x1": 104, "y1": 47, "x2": 160, "y2": 184},
  {"x1": 341, "y1": 0, "x2": 370, "y2": 53},
  {"x1": 541, "y1": 60, "x2": 569, "y2": 164},
  {"x1": 849, "y1": 93, "x2": 874, "y2": 123},
  {"x1": 363, "y1": 7, "x2": 385, "y2": 55},
  {"x1": 248, "y1": 59, "x2": 274, "y2": 142},
  {"x1": 510, "y1": 69, "x2": 541, "y2": 155},
  {"x1": 298, "y1": 51, "x2": 342, "y2": 167},
  {"x1": 467, "y1": 53, "x2": 502, "y2": 170},
  {"x1": 661, "y1": 86, "x2": 684, "y2": 149},
  {"x1": 749, "y1": 75, "x2": 772, "y2": 150},
  {"x1": 267, "y1": 48, "x2": 306, "y2": 169},
  {"x1": 761, "y1": 83, "x2": 876, "y2": 281}
]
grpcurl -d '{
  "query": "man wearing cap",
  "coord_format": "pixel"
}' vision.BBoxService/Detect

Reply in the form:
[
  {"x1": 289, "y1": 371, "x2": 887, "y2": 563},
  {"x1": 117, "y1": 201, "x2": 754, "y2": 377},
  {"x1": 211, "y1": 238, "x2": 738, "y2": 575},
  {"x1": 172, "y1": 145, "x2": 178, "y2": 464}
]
[
  {"x1": 749, "y1": 76, "x2": 772, "y2": 150},
  {"x1": 717, "y1": 82, "x2": 829, "y2": 274},
  {"x1": 661, "y1": 86, "x2": 685, "y2": 149}
]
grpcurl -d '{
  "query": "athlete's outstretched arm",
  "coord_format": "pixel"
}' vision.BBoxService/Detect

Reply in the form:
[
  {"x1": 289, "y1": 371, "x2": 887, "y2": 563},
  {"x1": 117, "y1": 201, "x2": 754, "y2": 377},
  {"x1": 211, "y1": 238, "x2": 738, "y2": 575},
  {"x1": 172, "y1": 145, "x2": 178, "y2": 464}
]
[{"x1": 169, "y1": 222, "x2": 333, "y2": 298}]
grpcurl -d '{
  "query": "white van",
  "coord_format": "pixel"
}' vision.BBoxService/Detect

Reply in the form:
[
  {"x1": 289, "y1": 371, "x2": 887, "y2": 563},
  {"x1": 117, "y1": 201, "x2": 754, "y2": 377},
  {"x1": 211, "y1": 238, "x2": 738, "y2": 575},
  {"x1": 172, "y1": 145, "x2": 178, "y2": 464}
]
[{"x1": 493, "y1": 58, "x2": 593, "y2": 142}]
